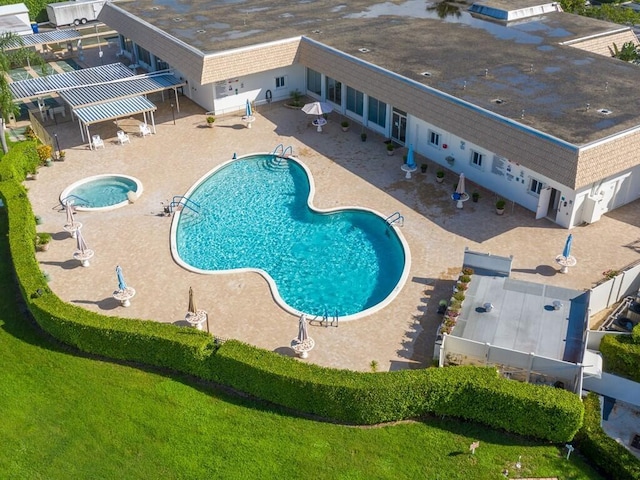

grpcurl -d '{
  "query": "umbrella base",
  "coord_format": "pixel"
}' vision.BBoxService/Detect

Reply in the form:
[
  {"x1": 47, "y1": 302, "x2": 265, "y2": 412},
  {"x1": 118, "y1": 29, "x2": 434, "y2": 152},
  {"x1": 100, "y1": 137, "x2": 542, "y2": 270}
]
[
  {"x1": 401, "y1": 165, "x2": 417, "y2": 179},
  {"x1": 113, "y1": 287, "x2": 136, "y2": 307},
  {"x1": 555, "y1": 255, "x2": 577, "y2": 274}
]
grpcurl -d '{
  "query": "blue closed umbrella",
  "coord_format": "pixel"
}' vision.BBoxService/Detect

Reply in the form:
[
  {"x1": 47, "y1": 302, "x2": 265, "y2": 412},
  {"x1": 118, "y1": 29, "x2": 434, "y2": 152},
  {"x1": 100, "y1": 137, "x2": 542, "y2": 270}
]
[
  {"x1": 245, "y1": 99, "x2": 252, "y2": 117},
  {"x1": 116, "y1": 265, "x2": 127, "y2": 291},
  {"x1": 406, "y1": 144, "x2": 416, "y2": 169},
  {"x1": 562, "y1": 234, "x2": 573, "y2": 258}
]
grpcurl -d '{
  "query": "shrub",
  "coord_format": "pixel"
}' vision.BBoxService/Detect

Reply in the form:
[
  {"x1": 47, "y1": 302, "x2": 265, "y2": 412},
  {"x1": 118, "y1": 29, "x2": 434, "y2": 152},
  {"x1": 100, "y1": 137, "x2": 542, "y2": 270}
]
[
  {"x1": 452, "y1": 291, "x2": 465, "y2": 302},
  {"x1": 574, "y1": 392, "x2": 640, "y2": 480},
  {"x1": 36, "y1": 145, "x2": 52, "y2": 164},
  {"x1": 599, "y1": 332, "x2": 640, "y2": 382},
  {"x1": 462, "y1": 267, "x2": 474, "y2": 275},
  {"x1": 496, "y1": 199, "x2": 506, "y2": 209},
  {"x1": 459, "y1": 275, "x2": 471, "y2": 283}
]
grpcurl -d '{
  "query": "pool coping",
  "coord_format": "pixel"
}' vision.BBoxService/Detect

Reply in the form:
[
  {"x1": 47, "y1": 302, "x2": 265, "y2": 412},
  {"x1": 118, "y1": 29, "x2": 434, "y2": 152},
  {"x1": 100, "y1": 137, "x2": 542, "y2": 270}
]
[{"x1": 59, "y1": 173, "x2": 143, "y2": 212}]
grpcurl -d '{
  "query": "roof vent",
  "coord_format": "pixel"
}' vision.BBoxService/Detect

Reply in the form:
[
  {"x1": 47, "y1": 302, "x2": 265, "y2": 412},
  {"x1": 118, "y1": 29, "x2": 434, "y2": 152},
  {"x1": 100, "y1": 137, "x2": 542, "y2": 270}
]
[
  {"x1": 196, "y1": 29, "x2": 206, "y2": 33},
  {"x1": 358, "y1": 47, "x2": 370, "y2": 53},
  {"x1": 492, "y1": 98, "x2": 504, "y2": 104},
  {"x1": 597, "y1": 108, "x2": 612, "y2": 115},
  {"x1": 312, "y1": 29, "x2": 322, "y2": 34},
  {"x1": 173, "y1": 17, "x2": 183, "y2": 22},
  {"x1": 421, "y1": 71, "x2": 432, "y2": 77}
]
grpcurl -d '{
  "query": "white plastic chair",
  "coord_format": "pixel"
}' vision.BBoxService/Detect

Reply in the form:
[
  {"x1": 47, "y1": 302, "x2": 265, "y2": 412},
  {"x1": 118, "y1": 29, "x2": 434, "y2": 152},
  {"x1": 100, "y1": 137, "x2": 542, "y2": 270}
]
[
  {"x1": 92, "y1": 135, "x2": 104, "y2": 149},
  {"x1": 139, "y1": 123, "x2": 152, "y2": 138},
  {"x1": 117, "y1": 130, "x2": 130, "y2": 145}
]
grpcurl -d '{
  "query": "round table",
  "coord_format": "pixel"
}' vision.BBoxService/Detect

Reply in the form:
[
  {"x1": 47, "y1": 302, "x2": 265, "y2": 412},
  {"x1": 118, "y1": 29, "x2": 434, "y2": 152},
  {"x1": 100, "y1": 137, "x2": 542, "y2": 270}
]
[
  {"x1": 63, "y1": 221, "x2": 82, "y2": 239},
  {"x1": 555, "y1": 255, "x2": 577, "y2": 274},
  {"x1": 291, "y1": 337, "x2": 315, "y2": 358},
  {"x1": 242, "y1": 115, "x2": 255, "y2": 128},
  {"x1": 451, "y1": 192, "x2": 470, "y2": 209},
  {"x1": 73, "y1": 249, "x2": 94, "y2": 267},
  {"x1": 401, "y1": 164, "x2": 417, "y2": 179},
  {"x1": 312, "y1": 118, "x2": 327, "y2": 132},
  {"x1": 185, "y1": 310, "x2": 208, "y2": 330},
  {"x1": 113, "y1": 286, "x2": 136, "y2": 307}
]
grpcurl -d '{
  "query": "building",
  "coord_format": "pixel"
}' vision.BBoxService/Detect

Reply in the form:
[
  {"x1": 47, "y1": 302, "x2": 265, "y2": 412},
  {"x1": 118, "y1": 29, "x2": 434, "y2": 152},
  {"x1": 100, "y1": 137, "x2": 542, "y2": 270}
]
[
  {"x1": 0, "y1": 3, "x2": 33, "y2": 36},
  {"x1": 98, "y1": 0, "x2": 640, "y2": 228}
]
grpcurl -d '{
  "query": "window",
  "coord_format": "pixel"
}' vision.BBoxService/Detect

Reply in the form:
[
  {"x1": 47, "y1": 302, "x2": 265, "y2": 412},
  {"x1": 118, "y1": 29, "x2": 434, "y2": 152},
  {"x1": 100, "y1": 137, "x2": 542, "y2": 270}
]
[
  {"x1": 136, "y1": 46, "x2": 151, "y2": 66},
  {"x1": 367, "y1": 96, "x2": 386, "y2": 128},
  {"x1": 529, "y1": 177, "x2": 543, "y2": 195},
  {"x1": 275, "y1": 76, "x2": 286, "y2": 89},
  {"x1": 428, "y1": 130, "x2": 441, "y2": 147},
  {"x1": 470, "y1": 150, "x2": 484, "y2": 168},
  {"x1": 326, "y1": 77, "x2": 341, "y2": 105},
  {"x1": 121, "y1": 36, "x2": 134, "y2": 54},
  {"x1": 306, "y1": 68, "x2": 321, "y2": 95},
  {"x1": 346, "y1": 86, "x2": 363, "y2": 116}
]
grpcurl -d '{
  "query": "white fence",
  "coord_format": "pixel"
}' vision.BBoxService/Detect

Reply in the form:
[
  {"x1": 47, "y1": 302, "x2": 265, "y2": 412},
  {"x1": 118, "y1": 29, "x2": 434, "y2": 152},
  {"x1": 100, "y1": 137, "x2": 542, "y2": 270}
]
[
  {"x1": 589, "y1": 262, "x2": 640, "y2": 314},
  {"x1": 441, "y1": 334, "x2": 581, "y2": 392}
]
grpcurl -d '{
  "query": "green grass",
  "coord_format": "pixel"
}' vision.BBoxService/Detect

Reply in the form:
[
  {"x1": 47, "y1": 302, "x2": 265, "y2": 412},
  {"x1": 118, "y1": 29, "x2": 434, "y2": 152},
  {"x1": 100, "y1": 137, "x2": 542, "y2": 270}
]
[{"x1": 0, "y1": 213, "x2": 603, "y2": 479}]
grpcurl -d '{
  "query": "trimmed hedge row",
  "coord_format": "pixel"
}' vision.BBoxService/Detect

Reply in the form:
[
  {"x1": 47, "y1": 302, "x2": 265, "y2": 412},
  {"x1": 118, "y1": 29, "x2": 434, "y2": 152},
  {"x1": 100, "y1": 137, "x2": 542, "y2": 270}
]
[
  {"x1": 599, "y1": 329, "x2": 640, "y2": 383},
  {"x1": 574, "y1": 392, "x2": 640, "y2": 480},
  {"x1": 1, "y1": 141, "x2": 584, "y2": 442}
]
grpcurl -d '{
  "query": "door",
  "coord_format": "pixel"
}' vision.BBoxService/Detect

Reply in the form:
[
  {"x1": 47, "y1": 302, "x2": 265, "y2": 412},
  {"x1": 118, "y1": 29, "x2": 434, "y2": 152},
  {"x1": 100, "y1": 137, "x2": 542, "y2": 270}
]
[
  {"x1": 536, "y1": 186, "x2": 552, "y2": 219},
  {"x1": 391, "y1": 108, "x2": 407, "y2": 145}
]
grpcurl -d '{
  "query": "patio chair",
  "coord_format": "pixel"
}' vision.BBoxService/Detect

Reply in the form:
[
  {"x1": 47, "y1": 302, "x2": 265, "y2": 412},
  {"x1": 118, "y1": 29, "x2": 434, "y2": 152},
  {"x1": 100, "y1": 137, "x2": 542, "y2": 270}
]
[
  {"x1": 92, "y1": 134, "x2": 104, "y2": 149},
  {"x1": 139, "y1": 123, "x2": 152, "y2": 138},
  {"x1": 117, "y1": 130, "x2": 130, "y2": 145}
]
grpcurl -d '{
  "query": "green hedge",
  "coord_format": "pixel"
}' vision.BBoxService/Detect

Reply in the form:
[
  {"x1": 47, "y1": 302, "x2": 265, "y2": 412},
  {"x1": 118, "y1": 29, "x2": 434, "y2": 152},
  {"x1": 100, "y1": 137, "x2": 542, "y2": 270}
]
[
  {"x1": 574, "y1": 393, "x2": 640, "y2": 480},
  {"x1": 0, "y1": 140, "x2": 584, "y2": 443},
  {"x1": 599, "y1": 329, "x2": 640, "y2": 382}
]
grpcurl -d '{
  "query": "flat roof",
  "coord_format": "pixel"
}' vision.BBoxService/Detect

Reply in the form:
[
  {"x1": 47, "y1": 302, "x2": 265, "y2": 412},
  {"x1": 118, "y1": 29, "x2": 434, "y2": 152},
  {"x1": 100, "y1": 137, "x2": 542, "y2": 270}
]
[
  {"x1": 452, "y1": 276, "x2": 589, "y2": 362},
  {"x1": 106, "y1": 0, "x2": 640, "y2": 145}
]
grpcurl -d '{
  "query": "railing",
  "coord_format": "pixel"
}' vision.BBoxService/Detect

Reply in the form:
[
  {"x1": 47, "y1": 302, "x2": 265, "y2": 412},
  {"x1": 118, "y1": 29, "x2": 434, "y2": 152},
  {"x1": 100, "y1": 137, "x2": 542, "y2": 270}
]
[
  {"x1": 385, "y1": 211, "x2": 404, "y2": 227},
  {"x1": 60, "y1": 194, "x2": 89, "y2": 206},
  {"x1": 169, "y1": 195, "x2": 200, "y2": 214}
]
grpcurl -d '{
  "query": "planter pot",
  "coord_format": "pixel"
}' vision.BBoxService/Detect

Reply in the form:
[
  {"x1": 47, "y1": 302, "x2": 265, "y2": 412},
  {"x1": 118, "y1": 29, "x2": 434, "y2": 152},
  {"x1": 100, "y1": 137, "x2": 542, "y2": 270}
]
[
  {"x1": 436, "y1": 176, "x2": 444, "y2": 183},
  {"x1": 207, "y1": 123, "x2": 215, "y2": 128},
  {"x1": 496, "y1": 208, "x2": 505, "y2": 215},
  {"x1": 420, "y1": 164, "x2": 428, "y2": 173},
  {"x1": 387, "y1": 150, "x2": 394, "y2": 156},
  {"x1": 341, "y1": 126, "x2": 349, "y2": 132},
  {"x1": 45, "y1": 159, "x2": 53, "y2": 167},
  {"x1": 37, "y1": 243, "x2": 50, "y2": 252},
  {"x1": 361, "y1": 135, "x2": 367, "y2": 142},
  {"x1": 472, "y1": 195, "x2": 479, "y2": 203}
]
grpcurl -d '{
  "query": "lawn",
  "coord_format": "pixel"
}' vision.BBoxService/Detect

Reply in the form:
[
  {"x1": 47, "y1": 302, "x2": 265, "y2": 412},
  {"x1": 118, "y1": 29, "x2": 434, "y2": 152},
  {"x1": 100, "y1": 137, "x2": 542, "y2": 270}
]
[{"x1": 0, "y1": 210, "x2": 603, "y2": 479}]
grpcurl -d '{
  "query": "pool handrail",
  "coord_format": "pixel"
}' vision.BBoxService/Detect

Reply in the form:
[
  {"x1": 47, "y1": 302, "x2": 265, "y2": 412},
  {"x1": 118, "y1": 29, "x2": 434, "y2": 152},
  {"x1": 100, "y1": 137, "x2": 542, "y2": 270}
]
[
  {"x1": 170, "y1": 195, "x2": 200, "y2": 214},
  {"x1": 60, "y1": 194, "x2": 90, "y2": 207},
  {"x1": 272, "y1": 143, "x2": 284, "y2": 156},
  {"x1": 385, "y1": 211, "x2": 404, "y2": 227}
]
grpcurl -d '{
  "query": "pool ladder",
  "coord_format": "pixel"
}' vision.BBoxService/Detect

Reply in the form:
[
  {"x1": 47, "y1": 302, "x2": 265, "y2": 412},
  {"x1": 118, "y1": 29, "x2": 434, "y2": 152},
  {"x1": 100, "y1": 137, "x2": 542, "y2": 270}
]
[
  {"x1": 60, "y1": 194, "x2": 90, "y2": 208},
  {"x1": 168, "y1": 195, "x2": 200, "y2": 214},
  {"x1": 322, "y1": 307, "x2": 339, "y2": 327},
  {"x1": 272, "y1": 143, "x2": 293, "y2": 161},
  {"x1": 385, "y1": 211, "x2": 404, "y2": 227}
]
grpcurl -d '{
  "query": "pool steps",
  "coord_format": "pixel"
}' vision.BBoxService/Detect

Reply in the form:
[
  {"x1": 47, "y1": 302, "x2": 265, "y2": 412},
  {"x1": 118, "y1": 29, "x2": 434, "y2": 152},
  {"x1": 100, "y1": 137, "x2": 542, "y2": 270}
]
[{"x1": 385, "y1": 211, "x2": 404, "y2": 227}]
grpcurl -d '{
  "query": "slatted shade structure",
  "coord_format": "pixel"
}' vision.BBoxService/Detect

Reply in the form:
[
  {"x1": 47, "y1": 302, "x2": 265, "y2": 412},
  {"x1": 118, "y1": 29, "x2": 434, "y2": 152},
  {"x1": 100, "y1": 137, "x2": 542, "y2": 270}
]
[{"x1": 4, "y1": 29, "x2": 83, "y2": 50}]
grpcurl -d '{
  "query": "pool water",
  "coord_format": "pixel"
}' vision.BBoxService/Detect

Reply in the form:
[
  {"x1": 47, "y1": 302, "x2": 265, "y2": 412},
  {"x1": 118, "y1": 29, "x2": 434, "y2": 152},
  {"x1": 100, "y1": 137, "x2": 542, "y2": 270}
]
[
  {"x1": 62, "y1": 175, "x2": 140, "y2": 209},
  {"x1": 174, "y1": 155, "x2": 408, "y2": 318}
]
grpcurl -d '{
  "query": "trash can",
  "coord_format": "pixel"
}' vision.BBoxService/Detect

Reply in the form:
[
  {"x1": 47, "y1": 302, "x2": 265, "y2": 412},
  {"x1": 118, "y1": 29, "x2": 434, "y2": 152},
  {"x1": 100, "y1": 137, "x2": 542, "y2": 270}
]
[{"x1": 31, "y1": 22, "x2": 39, "y2": 34}]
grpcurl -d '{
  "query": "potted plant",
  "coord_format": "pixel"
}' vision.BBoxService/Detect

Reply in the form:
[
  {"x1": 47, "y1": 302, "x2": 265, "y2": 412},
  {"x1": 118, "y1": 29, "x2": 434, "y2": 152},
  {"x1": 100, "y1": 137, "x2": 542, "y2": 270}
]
[
  {"x1": 496, "y1": 198, "x2": 506, "y2": 215},
  {"x1": 58, "y1": 150, "x2": 66, "y2": 161},
  {"x1": 288, "y1": 89, "x2": 302, "y2": 108},
  {"x1": 206, "y1": 116, "x2": 215, "y2": 127},
  {"x1": 35, "y1": 232, "x2": 52, "y2": 252},
  {"x1": 472, "y1": 191, "x2": 480, "y2": 202},
  {"x1": 420, "y1": 163, "x2": 428, "y2": 173},
  {"x1": 37, "y1": 145, "x2": 52, "y2": 166},
  {"x1": 361, "y1": 132, "x2": 367, "y2": 142},
  {"x1": 341, "y1": 120, "x2": 349, "y2": 132},
  {"x1": 436, "y1": 170, "x2": 445, "y2": 183},
  {"x1": 386, "y1": 143, "x2": 394, "y2": 156}
]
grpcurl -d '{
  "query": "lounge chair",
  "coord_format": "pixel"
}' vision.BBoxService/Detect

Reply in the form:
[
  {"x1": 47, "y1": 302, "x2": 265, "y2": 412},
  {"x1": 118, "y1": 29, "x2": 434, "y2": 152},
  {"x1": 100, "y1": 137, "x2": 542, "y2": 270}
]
[
  {"x1": 139, "y1": 123, "x2": 152, "y2": 138},
  {"x1": 92, "y1": 134, "x2": 104, "y2": 149},
  {"x1": 117, "y1": 130, "x2": 130, "y2": 145}
]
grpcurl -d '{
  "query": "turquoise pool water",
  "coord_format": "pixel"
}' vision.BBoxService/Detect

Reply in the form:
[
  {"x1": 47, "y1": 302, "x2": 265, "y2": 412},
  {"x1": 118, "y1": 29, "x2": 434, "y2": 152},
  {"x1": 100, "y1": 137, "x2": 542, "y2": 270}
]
[
  {"x1": 174, "y1": 155, "x2": 407, "y2": 318},
  {"x1": 61, "y1": 175, "x2": 140, "y2": 210}
]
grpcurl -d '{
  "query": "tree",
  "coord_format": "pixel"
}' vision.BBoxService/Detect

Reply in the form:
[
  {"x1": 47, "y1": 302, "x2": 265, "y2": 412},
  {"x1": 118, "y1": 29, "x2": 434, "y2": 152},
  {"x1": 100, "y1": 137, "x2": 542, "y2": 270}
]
[
  {"x1": 0, "y1": 32, "x2": 46, "y2": 154},
  {"x1": 609, "y1": 41, "x2": 640, "y2": 62}
]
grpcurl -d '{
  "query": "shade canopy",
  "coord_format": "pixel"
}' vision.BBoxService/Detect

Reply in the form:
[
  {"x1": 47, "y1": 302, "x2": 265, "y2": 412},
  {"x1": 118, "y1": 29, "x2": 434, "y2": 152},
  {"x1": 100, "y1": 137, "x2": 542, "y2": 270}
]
[
  {"x1": 116, "y1": 265, "x2": 127, "y2": 291},
  {"x1": 302, "y1": 101, "x2": 333, "y2": 116}
]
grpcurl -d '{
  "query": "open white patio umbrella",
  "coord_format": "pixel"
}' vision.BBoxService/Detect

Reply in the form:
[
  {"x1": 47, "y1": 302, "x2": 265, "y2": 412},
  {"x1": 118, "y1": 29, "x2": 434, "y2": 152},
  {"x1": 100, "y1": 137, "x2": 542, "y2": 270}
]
[{"x1": 301, "y1": 101, "x2": 333, "y2": 116}]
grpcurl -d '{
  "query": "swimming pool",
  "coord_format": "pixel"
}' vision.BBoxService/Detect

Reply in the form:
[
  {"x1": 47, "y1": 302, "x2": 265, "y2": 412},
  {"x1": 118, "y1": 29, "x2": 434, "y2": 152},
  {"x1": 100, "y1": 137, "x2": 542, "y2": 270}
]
[
  {"x1": 60, "y1": 174, "x2": 143, "y2": 211},
  {"x1": 171, "y1": 154, "x2": 410, "y2": 320}
]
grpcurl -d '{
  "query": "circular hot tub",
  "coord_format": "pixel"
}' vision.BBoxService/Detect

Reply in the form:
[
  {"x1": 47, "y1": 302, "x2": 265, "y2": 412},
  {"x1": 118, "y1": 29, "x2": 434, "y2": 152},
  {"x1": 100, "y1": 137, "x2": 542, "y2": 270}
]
[{"x1": 60, "y1": 174, "x2": 143, "y2": 211}]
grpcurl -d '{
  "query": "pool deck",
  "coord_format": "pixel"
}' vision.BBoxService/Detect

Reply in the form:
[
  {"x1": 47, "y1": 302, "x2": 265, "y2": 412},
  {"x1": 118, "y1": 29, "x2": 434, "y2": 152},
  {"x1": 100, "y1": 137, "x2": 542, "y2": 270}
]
[{"x1": 21, "y1": 50, "x2": 640, "y2": 373}]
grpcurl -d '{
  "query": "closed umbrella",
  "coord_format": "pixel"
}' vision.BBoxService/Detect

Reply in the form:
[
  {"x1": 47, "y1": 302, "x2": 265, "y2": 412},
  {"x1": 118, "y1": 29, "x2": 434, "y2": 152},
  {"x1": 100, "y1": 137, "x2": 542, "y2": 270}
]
[
  {"x1": 297, "y1": 314, "x2": 309, "y2": 342},
  {"x1": 188, "y1": 286, "x2": 197, "y2": 314},
  {"x1": 245, "y1": 99, "x2": 253, "y2": 117},
  {"x1": 76, "y1": 228, "x2": 88, "y2": 254},
  {"x1": 406, "y1": 144, "x2": 416, "y2": 169},
  {"x1": 562, "y1": 234, "x2": 573, "y2": 259},
  {"x1": 65, "y1": 201, "x2": 75, "y2": 226},
  {"x1": 301, "y1": 101, "x2": 333, "y2": 116},
  {"x1": 116, "y1": 265, "x2": 127, "y2": 291},
  {"x1": 456, "y1": 173, "x2": 466, "y2": 196}
]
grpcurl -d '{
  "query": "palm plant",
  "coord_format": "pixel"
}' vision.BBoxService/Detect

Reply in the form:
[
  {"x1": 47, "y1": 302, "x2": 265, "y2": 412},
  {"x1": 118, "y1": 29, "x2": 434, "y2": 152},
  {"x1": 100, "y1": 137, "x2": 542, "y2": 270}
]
[{"x1": 0, "y1": 32, "x2": 46, "y2": 153}]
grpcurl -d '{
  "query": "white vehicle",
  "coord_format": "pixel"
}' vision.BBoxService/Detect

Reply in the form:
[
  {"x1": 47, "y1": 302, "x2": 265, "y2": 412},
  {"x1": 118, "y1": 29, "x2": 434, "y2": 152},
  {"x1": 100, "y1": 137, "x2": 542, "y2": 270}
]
[{"x1": 46, "y1": 0, "x2": 107, "y2": 27}]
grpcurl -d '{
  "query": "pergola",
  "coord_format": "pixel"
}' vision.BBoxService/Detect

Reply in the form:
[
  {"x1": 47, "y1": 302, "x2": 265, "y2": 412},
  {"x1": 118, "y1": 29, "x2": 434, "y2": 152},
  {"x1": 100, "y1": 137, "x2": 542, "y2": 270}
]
[
  {"x1": 9, "y1": 63, "x2": 185, "y2": 146},
  {"x1": 4, "y1": 29, "x2": 83, "y2": 52}
]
